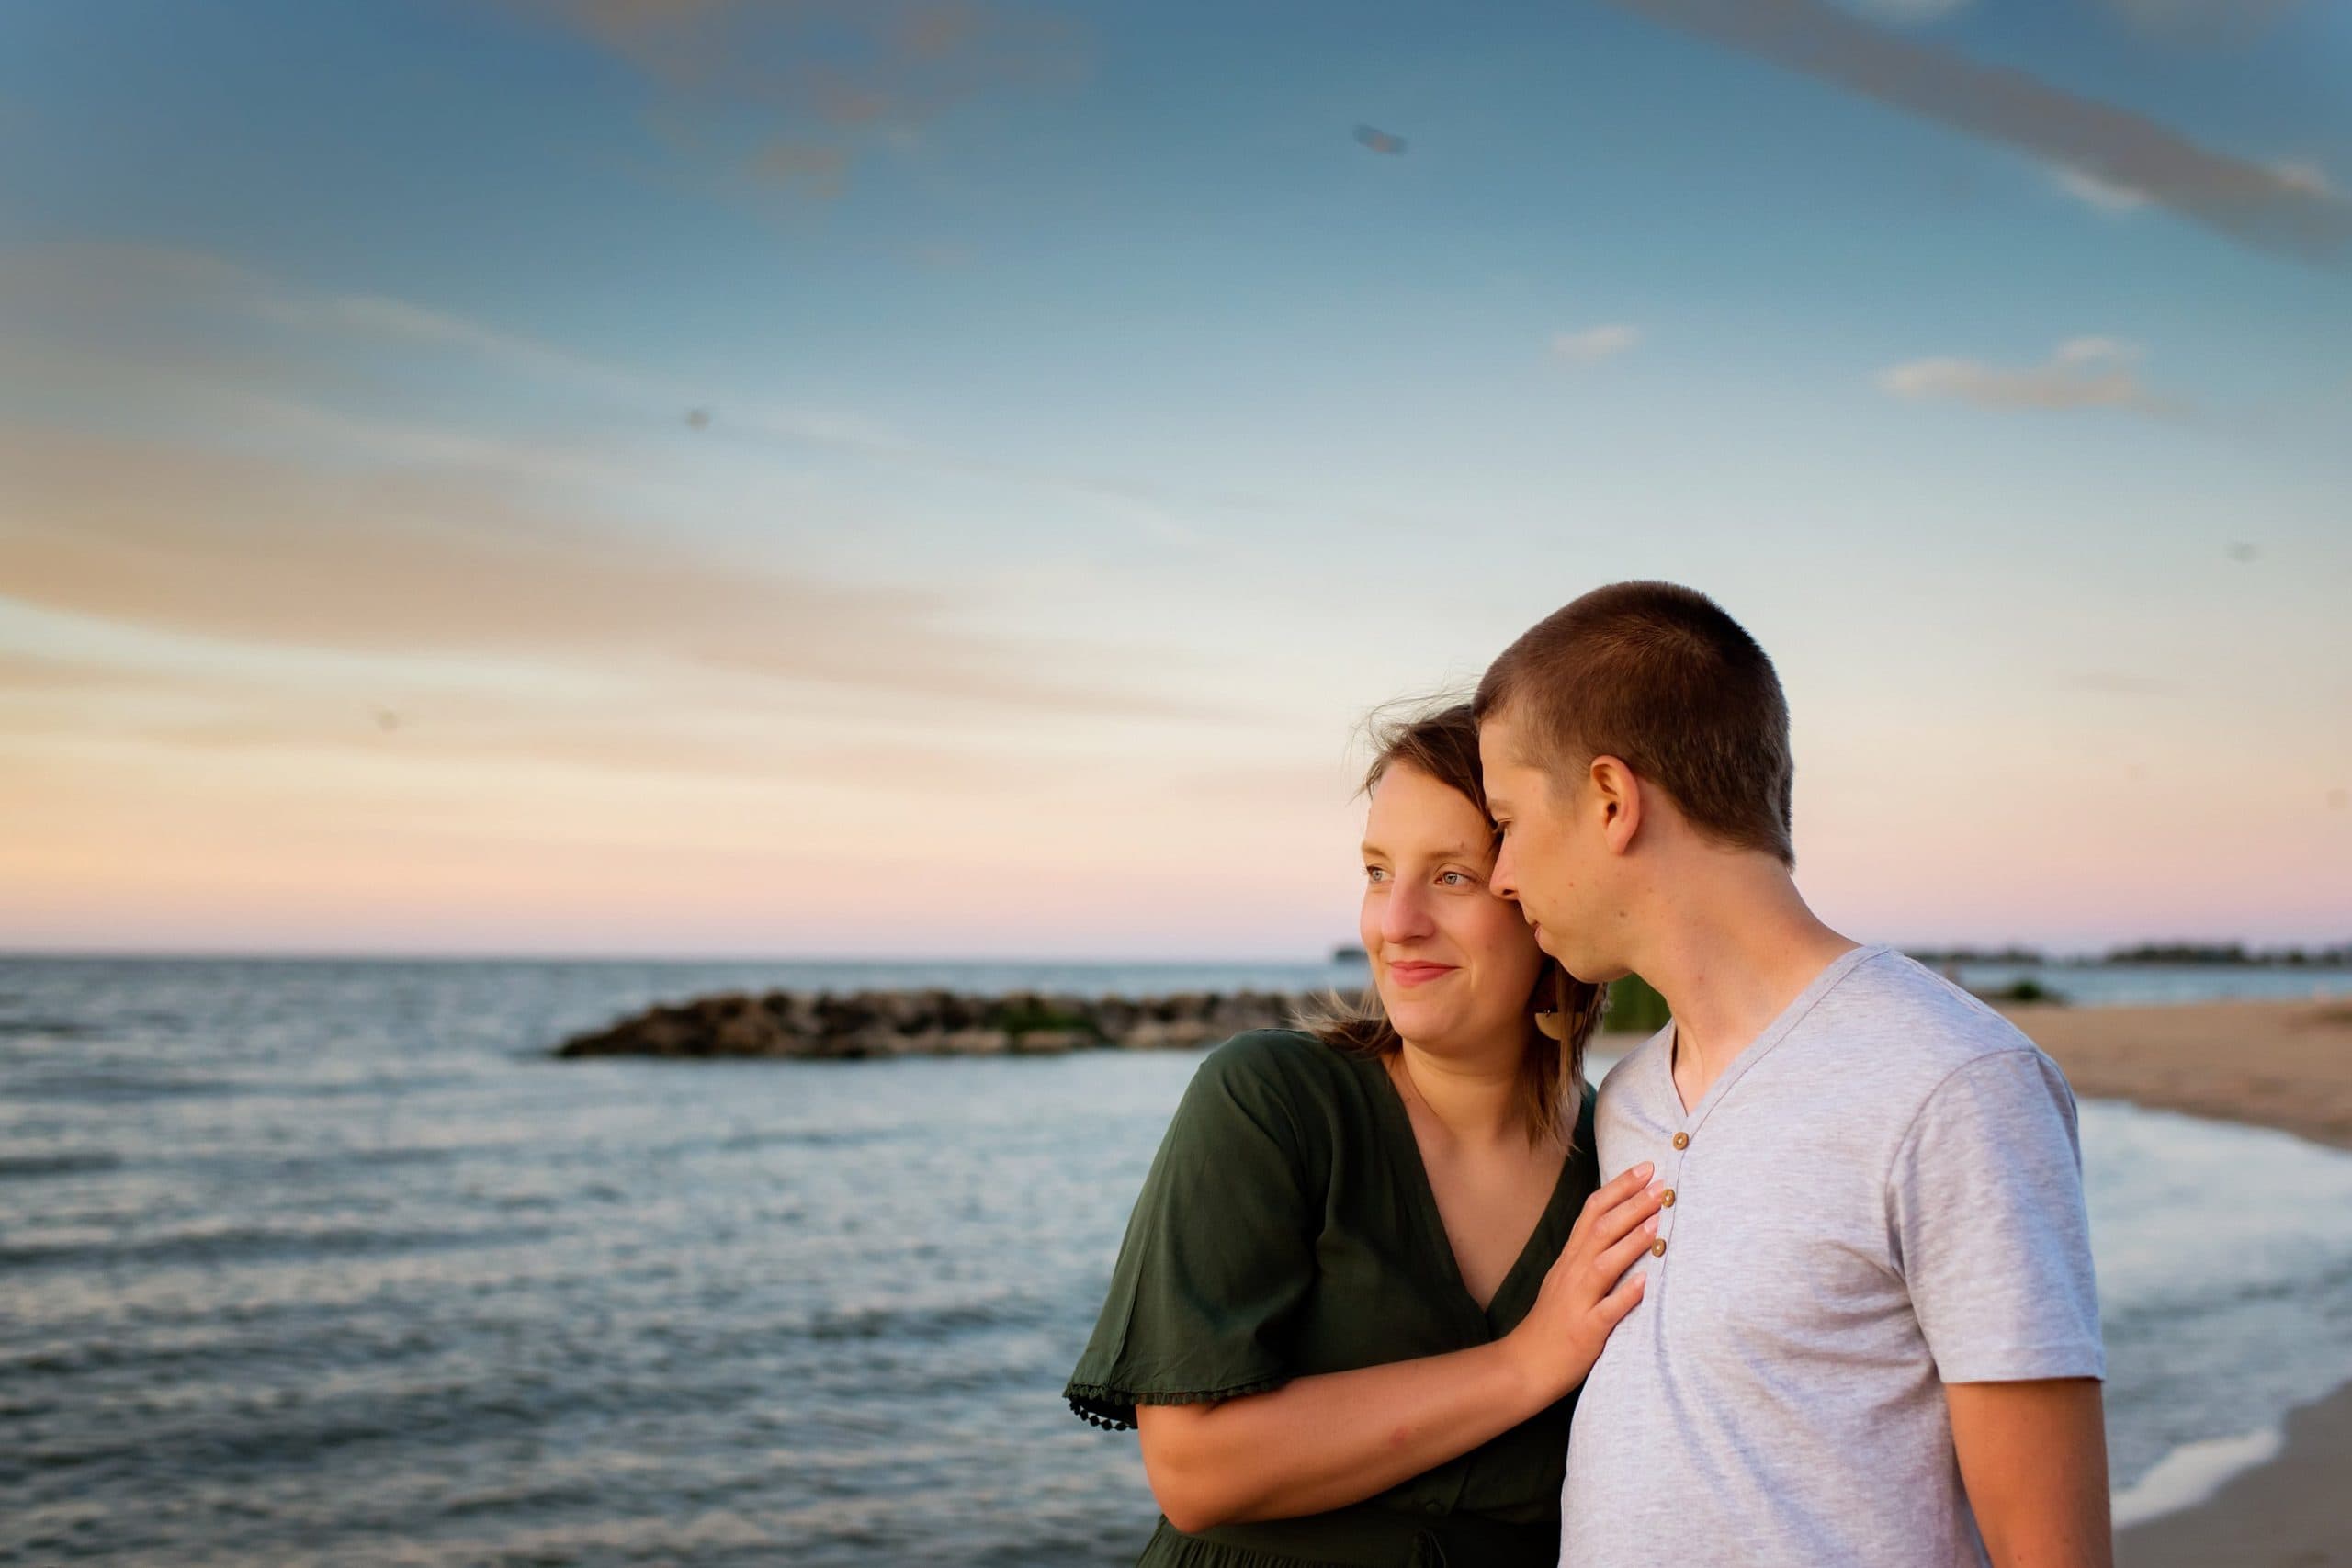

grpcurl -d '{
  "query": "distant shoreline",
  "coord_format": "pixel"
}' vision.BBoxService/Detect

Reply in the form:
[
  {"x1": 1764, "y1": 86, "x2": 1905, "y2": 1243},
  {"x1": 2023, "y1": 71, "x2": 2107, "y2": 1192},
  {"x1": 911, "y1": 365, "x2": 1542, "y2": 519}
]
[
  {"x1": 1999, "y1": 998, "x2": 2352, "y2": 1566},
  {"x1": 3, "y1": 944, "x2": 2347, "y2": 968}
]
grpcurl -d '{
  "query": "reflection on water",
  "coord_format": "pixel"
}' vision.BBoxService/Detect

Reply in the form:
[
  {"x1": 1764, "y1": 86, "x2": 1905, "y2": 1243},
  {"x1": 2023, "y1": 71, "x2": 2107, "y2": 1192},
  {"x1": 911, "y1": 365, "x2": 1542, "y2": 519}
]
[{"x1": 2, "y1": 958, "x2": 2348, "y2": 1565}]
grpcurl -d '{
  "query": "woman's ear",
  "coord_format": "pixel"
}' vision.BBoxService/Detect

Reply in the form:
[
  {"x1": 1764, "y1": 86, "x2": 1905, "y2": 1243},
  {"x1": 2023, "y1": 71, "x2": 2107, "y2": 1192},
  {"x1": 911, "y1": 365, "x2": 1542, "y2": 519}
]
[{"x1": 1589, "y1": 754, "x2": 1643, "y2": 855}]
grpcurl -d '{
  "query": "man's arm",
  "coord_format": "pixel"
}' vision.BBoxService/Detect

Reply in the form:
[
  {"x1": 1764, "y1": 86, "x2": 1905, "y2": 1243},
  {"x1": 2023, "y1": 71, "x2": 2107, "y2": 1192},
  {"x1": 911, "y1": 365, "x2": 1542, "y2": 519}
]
[{"x1": 1947, "y1": 1377, "x2": 2111, "y2": 1568}]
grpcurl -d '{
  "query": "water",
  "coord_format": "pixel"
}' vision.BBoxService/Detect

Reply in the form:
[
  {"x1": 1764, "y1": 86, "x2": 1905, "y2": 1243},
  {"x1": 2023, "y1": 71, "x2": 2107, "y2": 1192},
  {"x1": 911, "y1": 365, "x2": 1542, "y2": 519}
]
[
  {"x1": 4, "y1": 957, "x2": 2349, "y2": 1565},
  {"x1": 1941, "y1": 962, "x2": 2350, "y2": 1008}
]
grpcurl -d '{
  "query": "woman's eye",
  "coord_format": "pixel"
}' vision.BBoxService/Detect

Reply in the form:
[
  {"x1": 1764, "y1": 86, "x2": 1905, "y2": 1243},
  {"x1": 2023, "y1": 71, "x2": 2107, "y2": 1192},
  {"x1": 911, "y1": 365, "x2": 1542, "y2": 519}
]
[{"x1": 1439, "y1": 871, "x2": 1470, "y2": 887}]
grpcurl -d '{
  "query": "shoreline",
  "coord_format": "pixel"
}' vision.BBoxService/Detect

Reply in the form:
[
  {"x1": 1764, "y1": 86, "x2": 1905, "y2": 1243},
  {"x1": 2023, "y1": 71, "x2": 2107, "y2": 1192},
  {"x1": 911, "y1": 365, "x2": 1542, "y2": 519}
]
[
  {"x1": 1999, "y1": 998, "x2": 2352, "y2": 1565},
  {"x1": 2112, "y1": 1381, "x2": 2352, "y2": 1568},
  {"x1": 2001, "y1": 997, "x2": 2352, "y2": 1155}
]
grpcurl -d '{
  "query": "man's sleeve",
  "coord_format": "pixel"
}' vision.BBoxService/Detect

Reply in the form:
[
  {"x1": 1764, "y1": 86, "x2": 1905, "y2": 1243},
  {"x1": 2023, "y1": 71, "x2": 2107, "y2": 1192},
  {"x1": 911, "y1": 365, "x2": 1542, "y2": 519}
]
[{"x1": 1890, "y1": 1048, "x2": 2106, "y2": 1383}]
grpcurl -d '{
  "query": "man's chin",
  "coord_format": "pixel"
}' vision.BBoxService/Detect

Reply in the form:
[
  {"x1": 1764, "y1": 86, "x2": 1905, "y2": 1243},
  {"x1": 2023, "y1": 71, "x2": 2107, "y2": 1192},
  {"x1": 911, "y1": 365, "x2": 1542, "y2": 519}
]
[{"x1": 1532, "y1": 925, "x2": 1622, "y2": 987}]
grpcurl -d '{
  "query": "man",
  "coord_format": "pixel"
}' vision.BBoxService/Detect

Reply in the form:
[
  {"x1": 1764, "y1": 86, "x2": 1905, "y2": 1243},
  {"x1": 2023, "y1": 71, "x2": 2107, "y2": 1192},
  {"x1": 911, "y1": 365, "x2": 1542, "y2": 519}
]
[{"x1": 1475, "y1": 581, "x2": 2109, "y2": 1568}]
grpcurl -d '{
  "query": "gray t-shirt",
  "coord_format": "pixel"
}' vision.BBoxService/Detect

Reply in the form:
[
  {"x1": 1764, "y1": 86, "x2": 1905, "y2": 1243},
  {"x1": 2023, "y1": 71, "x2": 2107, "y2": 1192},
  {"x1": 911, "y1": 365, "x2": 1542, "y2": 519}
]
[{"x1": 1560, "y1": 943, "x2": 2104, "y2": 1568}]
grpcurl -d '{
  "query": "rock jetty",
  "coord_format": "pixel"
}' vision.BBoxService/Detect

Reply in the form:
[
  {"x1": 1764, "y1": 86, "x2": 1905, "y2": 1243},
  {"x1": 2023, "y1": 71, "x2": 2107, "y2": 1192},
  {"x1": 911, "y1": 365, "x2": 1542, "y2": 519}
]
[{"x1": 553, "y1": 988, "x2": 1318, "y2": 1061}]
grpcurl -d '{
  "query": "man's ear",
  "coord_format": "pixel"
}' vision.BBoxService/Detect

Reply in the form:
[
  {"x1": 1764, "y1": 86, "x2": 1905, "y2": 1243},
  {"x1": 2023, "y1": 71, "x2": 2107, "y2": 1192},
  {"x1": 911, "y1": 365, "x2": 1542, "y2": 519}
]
[{"x1": 1588, "y1": 755, "x2": 1643, "y2": 856}]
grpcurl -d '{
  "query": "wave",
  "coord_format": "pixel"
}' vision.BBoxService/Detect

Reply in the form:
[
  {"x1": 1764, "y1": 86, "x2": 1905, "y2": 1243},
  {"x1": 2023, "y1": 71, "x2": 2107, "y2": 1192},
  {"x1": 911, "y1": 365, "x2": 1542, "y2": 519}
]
[
  {"x1": 0, "y1": 1152, "x2": 122, "y2": 1179},
  {"x1": 0, "y1": 1223, "x2": 553, "y2": 1273},
  {"x1": 717, "y1": 1125, "x2": 899, "y2": 1153},
  {"x1": 0, "y1": 1017, "x2": 97, "y2": 1039},
  {"x1": 797, "y1": 1293, "x2": 1057, "y2": 1343}
]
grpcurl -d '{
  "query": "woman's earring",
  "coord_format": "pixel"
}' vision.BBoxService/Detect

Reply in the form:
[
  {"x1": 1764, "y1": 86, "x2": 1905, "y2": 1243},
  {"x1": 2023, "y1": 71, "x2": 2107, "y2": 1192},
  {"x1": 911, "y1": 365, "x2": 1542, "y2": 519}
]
[{"x1": 1532, "y1": 1010, "x2": 1568, "y2": 1042}]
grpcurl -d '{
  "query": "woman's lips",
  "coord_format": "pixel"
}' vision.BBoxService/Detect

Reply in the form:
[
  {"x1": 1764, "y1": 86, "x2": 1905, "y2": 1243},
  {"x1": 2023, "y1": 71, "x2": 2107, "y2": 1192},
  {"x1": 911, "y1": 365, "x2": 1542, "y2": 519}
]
[{"x1": 1387, "y1": 962, "x2": 1457, "y2": 987}]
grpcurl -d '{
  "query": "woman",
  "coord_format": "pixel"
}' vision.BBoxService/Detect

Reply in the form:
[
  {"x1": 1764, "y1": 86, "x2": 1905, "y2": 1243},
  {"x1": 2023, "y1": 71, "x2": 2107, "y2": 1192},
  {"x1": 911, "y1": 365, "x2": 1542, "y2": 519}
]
[{"x1": 1064, "y1": 703, "x2": 1668, "y2": 1566}]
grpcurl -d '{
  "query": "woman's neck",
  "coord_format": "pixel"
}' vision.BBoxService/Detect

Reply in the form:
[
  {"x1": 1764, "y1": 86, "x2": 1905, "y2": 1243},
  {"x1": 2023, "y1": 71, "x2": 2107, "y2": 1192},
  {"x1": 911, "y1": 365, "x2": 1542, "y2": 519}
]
[{"x1": 1389, "y1": 1032, "x2": 1528, "y2": 1149}]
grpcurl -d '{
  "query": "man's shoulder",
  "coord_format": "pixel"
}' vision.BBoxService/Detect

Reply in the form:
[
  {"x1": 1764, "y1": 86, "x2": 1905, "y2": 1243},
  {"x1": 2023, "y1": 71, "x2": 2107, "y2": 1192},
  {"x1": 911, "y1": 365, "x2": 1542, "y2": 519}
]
[
  {"x1": 1822, "y1": 947, "x2": 2049, "y2": 1074},
  {"x1": 1751, "y1": 947, "x2": 2079, "y2": 1144}
]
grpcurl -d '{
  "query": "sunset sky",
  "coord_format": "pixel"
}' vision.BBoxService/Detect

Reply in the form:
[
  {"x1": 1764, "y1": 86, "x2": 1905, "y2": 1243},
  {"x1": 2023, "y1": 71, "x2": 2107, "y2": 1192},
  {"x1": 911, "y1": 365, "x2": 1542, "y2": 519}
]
[{"x1": 3, "y1": 0, "x2": 2347, "y2": 959}]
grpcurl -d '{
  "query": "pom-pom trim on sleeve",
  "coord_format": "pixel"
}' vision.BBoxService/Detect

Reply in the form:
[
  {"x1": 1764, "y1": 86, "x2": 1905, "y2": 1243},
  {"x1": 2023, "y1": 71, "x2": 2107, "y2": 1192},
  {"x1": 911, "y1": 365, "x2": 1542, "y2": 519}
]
[{"x1": 1063, "y1": 1373, "x2": 1290, "y2": 1433}]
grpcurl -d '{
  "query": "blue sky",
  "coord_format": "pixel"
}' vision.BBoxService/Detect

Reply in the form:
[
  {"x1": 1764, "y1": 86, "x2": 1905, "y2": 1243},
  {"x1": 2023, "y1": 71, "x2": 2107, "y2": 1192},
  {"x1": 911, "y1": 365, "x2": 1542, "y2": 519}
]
[{"x1": 1, "y1": 0, "x2": 2346, "y2": 956}]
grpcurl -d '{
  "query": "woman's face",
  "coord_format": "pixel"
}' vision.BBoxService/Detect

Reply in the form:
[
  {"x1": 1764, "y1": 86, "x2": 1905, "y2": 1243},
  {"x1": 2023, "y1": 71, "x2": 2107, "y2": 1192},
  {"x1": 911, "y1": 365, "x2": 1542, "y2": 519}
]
[{"x1": 1359, "y1": 761, "x2": 1546, "y2": 1055}]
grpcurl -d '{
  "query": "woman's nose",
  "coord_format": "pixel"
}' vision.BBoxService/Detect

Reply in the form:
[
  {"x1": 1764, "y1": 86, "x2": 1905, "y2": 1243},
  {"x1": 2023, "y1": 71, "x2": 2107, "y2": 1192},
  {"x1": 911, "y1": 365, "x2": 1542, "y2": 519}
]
[{"x1": 1380, "y1": 882, "x2": 1435, "y2": 942}]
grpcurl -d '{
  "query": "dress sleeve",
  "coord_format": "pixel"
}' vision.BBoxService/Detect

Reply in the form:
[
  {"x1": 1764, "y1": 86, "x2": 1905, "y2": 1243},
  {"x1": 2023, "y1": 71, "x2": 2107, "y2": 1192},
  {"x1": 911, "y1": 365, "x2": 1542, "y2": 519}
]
[
  {"x1": 1889, "y1": 1048, "x2": 2106, "y2": 1383},
  {"x1": 1064, "y1": 1032, "x2": 1320, "y2": 1430}
]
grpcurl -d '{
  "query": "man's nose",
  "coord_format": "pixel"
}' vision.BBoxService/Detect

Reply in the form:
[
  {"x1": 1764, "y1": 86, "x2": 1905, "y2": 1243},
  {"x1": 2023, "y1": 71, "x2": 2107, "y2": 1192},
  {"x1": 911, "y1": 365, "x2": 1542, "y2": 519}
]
[{"x1": 1489, "y1": 839, "x2": 1519, "y2": 899}]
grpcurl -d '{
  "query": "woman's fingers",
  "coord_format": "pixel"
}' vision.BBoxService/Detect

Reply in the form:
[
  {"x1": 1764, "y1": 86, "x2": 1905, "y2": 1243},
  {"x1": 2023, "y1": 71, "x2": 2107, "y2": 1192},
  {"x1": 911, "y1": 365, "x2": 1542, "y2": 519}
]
[
  {"x1": 1593, "y1": 1265, "x2": 1647, "y2": 1327},
  {"x1": 1583, "y1": 1179, "x2": 1668, "y2": 1254},
  {"x1": 1566, "y1": 1162, "x2": 1657, "y2": 1249},
  {"x1": 1592, "y1": 1214, "x2": 1662, "y2": 1284},
  {"x1": 1577, "y1": 1162, "x2": 1655, "y2": 1222}
]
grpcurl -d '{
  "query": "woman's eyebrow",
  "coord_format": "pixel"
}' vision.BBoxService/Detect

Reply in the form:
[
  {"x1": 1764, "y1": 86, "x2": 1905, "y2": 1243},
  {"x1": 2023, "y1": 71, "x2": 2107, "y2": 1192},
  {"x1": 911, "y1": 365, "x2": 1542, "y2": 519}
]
[{"x1": 1359, "y1": 841, "x2": 1482, "y2": 862}]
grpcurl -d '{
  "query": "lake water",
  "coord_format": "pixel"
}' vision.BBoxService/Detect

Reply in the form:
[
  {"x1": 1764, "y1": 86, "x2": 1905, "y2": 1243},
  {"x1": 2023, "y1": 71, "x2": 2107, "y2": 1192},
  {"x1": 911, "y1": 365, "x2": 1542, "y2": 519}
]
[{"x1": 4, "y1": 957, "x2": 2350, "y2": 1565}]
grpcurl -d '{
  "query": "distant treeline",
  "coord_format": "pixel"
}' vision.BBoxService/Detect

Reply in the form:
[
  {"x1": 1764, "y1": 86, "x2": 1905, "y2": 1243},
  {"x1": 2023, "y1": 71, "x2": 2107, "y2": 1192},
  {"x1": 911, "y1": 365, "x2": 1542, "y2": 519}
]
[{"x1": 1905, "y1": 943, "x2": 2352, "y2": 968}]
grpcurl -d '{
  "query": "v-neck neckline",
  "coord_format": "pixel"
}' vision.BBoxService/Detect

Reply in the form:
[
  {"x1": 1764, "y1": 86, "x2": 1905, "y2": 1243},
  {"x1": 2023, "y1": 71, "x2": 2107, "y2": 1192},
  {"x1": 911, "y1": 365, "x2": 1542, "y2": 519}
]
[
  {"x1": 1661, "y1": 942, "x2": 1887, "y2": 1127},
  {"x1": 1364, "y1": 1052, "x2": 1580, "y2": 1329}
]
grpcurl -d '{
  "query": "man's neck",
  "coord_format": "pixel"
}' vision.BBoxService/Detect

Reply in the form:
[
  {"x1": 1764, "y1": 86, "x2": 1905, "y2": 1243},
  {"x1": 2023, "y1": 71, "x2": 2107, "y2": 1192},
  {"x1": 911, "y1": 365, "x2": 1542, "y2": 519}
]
[{"x1": 1631, "y1": 858, "x2": 1860, "y2": 1109}]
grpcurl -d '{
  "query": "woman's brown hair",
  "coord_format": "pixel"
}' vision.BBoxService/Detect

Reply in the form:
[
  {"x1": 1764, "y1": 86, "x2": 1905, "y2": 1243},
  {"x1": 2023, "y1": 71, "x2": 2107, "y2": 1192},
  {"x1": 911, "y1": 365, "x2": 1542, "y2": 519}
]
[{"x1": 1303, "y1": 700, "x2": 1605, "y2": 1150}]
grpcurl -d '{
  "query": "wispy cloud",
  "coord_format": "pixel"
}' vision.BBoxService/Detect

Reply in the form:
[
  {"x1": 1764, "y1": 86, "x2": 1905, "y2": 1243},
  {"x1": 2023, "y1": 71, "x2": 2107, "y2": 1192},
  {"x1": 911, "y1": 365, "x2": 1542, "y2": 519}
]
[
  {"x1": 511, "y1": 0, "x2": 1084, "y2": 197},
  {"x1": 1551, "y1": 323, "x2": 1643, "y2": 363},
  {"x1": 1877, "y1": 336, "x2": 2186, "y2": 413},
  {"x1": 250, "y1": 288, "x2": 652, "y2": 399},
  {"x1": 2054, "y1": 155, "x2": 2334, "y2": 219},
  {"x1": 0, "y1": 424, "x2": 1223, "y2": 722},
  {"x1": 2052, "y1": 164, "x2": 2153, "y2": 214},
  {"x1": 1846, "y1": 0, "x2": 1973, "y2": 23},
  {"x1": 2095, "y1": 0, "x2": 2307, "y2": 46},
  {"x1": 0, "y1": 241, "x2": 1305, "y2": 540},
  {"x1": 1602, "y1": 0, "x2": 2352, "y2": 264},
  {"x1": 745, "y1": 140, "x2": 850, "y2": 197}
]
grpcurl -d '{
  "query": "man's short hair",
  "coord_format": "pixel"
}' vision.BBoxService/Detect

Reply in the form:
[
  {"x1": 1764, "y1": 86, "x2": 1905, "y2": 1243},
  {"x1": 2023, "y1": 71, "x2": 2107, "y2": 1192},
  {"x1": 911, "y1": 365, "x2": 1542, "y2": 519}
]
[{"x1": 1474, "y1": 581, "x2": 1795, "y2": 866}]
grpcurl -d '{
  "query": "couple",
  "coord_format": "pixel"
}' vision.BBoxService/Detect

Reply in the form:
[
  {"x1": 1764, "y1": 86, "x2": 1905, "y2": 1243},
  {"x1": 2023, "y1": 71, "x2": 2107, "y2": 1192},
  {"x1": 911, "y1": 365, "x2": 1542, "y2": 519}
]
[{"x1": 1064, "y1": 582, "x2": 2109, "y2": 1567}]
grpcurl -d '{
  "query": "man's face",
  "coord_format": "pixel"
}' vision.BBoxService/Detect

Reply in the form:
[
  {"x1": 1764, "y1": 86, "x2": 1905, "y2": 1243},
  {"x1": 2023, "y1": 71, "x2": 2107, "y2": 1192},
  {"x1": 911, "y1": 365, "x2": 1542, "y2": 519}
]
[{"x1": 1479, "y1": 707, "x2": 1625, "y2": 983}]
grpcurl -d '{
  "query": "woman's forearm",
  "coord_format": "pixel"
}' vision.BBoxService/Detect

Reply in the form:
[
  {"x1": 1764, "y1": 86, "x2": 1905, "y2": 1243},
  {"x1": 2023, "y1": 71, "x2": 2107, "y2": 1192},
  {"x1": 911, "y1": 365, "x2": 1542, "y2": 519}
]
[
  {"x1": 1135, "y1": 1160, "x2": 1662, "y2": 1536},
  {"x1": 1136, "y1": 1337, "x2": 1552, "y2": 1532}
]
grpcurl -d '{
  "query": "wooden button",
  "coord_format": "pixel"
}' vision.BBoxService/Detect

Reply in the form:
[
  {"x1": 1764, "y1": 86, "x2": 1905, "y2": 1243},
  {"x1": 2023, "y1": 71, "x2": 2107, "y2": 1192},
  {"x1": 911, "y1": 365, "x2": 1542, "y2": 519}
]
[
  {"x1": 1671, "y1": 1132, "x2": 1690, "y2": 1150},
  {"x1": 1649, "y1": 1239, "x2": 1668, "y2": 1258},
  {"x1": 1659, "y1": 1189, "x2": 1676, "y2": 1207}
]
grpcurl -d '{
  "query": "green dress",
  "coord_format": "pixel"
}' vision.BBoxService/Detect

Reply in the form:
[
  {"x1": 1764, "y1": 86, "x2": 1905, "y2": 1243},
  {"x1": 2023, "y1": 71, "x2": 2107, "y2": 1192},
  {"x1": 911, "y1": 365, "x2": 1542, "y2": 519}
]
[{"x1": 1064, "y1": 1029, "x2": 1600, "y2": 1568}]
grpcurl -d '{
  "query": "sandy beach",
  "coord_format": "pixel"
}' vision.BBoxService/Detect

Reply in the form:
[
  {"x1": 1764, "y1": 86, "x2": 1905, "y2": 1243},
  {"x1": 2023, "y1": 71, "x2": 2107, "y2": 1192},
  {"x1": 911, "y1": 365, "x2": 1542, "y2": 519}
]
[
  {"x1": 1999, "y1": 998, "x2": 2352, "y2": 1567},
  {"x1": 2005, "y1": 997, "x2": 2352, "y2": 1156}
]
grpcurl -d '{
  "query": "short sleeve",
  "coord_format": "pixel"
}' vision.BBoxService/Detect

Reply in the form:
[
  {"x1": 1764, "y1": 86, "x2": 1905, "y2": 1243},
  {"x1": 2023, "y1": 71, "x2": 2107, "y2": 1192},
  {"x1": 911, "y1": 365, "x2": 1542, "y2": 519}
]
[
  {"x1": 1063, "y1": 1032, "x2": 1320, "y2": 1430},
  {"x1": 1890, "y1": 1049, "x2": 2106, "y2": 1384}
]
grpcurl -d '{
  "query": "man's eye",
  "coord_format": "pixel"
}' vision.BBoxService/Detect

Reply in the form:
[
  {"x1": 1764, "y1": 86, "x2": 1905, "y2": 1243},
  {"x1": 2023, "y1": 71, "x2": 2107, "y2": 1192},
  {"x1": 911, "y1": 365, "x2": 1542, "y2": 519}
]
[{"x1": 1364, "y1": 866, "x2": 1387, "y2": 883}]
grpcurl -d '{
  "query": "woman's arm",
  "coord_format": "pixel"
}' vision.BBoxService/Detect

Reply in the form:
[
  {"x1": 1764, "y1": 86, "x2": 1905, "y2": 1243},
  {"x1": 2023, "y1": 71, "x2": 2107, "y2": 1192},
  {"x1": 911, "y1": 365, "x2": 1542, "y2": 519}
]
[{"x1": 1136, "y1": 1162, "x2": 1664, "y2": 1533}]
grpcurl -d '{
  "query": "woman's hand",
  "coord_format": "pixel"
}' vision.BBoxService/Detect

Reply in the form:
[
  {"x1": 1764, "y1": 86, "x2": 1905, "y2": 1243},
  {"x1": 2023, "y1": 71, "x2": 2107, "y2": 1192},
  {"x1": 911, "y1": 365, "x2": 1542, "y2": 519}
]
[
  {"x1": 1501, "y1": 1161, "x2": 1665, "y2": 1404},
  {"x1": 1135, "y1": 1161, "x2": 1665, "y2": 1530}
]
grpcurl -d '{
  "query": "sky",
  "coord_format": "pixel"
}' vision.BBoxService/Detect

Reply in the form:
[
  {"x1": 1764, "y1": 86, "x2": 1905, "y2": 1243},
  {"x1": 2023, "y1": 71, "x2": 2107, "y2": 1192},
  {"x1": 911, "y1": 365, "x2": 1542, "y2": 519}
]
[{"x1": 1, "y1": 0, "x2": 2347, "y2": 960}]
